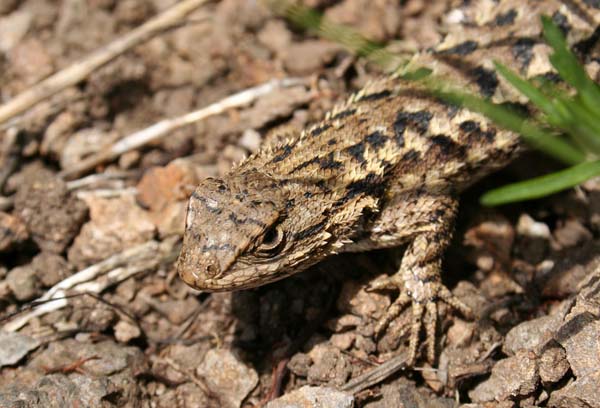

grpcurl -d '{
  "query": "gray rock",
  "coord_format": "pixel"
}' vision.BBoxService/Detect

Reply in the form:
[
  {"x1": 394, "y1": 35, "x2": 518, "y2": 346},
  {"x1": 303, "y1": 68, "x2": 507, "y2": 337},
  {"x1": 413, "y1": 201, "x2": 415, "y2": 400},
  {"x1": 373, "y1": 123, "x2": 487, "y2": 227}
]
[
  {"x1": 554, "y1": 312, "x2": 600, "y2": 378},
  {"x1": 548, "y1": 371, "x2": 600, "y2": 408},
  {"x1": 503, "y1": 314, "x2": 561, "y2": 355},
  {"x1": 470, "y1": 350, "x2": 539, "y2": 402},
  {"x1": 6, "y1": 264, "x2": 40, "y2": 301},
  {"x1": 196, "y1": 348, "x2": 258, "y2": 408},
  {"x1": 0, "y1": 331, "x2": 40, "y2": 367},
  {"x1": 265, "y1": 386, "x2": 354, "y2": 408}
]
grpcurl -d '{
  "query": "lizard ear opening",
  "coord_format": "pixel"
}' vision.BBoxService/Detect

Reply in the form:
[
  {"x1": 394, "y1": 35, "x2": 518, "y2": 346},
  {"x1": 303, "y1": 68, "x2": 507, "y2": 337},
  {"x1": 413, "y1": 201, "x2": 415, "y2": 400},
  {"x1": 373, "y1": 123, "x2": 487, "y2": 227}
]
[{"x1": 256, "y1": 225, "x2": 285, "y2": 256}]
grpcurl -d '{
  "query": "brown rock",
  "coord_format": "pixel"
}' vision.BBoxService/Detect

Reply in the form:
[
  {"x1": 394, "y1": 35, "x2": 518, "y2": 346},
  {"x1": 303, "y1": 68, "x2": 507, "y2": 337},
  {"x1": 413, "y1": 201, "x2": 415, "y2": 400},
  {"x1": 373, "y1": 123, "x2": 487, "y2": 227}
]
[
  {"x1": 196, "y1": 349, "x2": 258, "y2": 408},
  {"x1": 32, "y1": 252, "x2": 72, "y2": 287},
  {"x1": 266, "y1": 386, "x2": 354, "y2": 408},
  {"x1": 68, "y1": 194, "x2": 155, "y2": 268},
  {"x1": 306, "y1": 343, "x2": 352, "y2": 387},
  {"x1": 555, "y1": 311, "x2": 600, "y2": 378},
  {"x1": 137, "y1": 159, "x2": 204, "y2": 237},
  {"x1": 552, "y1": 218, "x2": 592, "y2": 250},
  {"x1": 283, "y1": 40, "x2": 342, "y2": 75},
  {"x1": 539, "y1": 343, "x2": 570, "y2": 384},
  {"x1": 0, "y1": 212, "x2": 28, "y2": 251},
  {"x1": 470, "y1": 350, "x2": 539, "y2": 402},
  {"x1": 6, "y1": 264, "x2": 40, "y2": 301},
  {"x1": 325, "y1": 0, "x2": 402, "y2": 42},
  {"x1": 539, "y1": 240, "x2": 600, "y2": 298},
  {"x1": 548, "y1": 371, "x2": 600, "y2": 408},
  {"x1": 13, "y1": 167, "x2": 87, "y2": 254},
  {"x1": 503, "y1": 313, "x2": 563, "y2": 356},
  {"x1": 137, "y1": 159, "x2": 201, "y2": 212},
  {"x1": 257, "y1": 20, "x2": 292, "y2": 54}
]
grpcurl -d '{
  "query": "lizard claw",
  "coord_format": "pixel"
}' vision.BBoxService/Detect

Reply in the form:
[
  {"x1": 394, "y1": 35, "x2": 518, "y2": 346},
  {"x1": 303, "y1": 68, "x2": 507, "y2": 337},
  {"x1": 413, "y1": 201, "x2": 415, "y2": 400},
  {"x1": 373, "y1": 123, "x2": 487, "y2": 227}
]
[{"x1": 370, "y1": 275, "x2": 472, "y2": 365}]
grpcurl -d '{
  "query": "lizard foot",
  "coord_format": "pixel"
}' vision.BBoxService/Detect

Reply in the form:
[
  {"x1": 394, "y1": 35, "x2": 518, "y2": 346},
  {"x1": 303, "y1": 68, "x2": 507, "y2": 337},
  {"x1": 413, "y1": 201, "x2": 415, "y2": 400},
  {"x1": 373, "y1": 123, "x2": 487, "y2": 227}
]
[{"x1": 369, "y1": 274, "x2": 473, "y2": 366}]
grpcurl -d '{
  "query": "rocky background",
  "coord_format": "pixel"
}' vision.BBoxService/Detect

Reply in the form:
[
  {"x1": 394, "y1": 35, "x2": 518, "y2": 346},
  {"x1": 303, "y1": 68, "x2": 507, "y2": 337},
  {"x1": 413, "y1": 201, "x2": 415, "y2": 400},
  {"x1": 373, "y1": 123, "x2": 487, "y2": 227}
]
[{"x1": 0, "y1": 0, "x2": 599, "y2": 407}]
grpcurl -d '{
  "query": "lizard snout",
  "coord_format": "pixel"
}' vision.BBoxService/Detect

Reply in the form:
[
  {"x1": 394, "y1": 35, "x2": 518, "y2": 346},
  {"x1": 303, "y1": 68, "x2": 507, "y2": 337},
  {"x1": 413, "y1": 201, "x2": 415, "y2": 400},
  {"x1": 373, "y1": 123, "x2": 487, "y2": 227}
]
[{"x1": 176, "y1": 243, "x2": 223, "y2": 290}]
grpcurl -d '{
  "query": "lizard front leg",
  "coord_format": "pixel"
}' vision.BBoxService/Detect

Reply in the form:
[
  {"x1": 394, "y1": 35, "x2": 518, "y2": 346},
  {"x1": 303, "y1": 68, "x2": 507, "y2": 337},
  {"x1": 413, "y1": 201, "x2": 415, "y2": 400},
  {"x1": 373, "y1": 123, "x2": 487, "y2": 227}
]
[{"x1": 369, "y1": 194, "x2": 473, "y2": 365}]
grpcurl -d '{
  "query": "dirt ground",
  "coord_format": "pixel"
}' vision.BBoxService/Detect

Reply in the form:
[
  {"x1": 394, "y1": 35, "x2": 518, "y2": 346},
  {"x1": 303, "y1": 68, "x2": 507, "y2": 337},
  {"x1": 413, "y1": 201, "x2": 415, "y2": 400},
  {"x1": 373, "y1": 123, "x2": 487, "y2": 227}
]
[{"x1": 1, "y1": 1, "x2": 600, "y2": 407}]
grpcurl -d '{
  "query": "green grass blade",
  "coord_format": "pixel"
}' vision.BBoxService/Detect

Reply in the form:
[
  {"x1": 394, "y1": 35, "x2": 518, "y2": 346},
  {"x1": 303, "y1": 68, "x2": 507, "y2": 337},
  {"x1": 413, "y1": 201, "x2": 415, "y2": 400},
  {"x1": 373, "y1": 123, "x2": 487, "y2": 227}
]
[
  {"x1": 542, "y1": 16, "x2": 600, "y2": 112},
  {"x1": 493, "y1": 62, "x2": 561, "y2": 120},
  {"x1": 481, "y1": 160, "x2": 600, "y2": 205}
]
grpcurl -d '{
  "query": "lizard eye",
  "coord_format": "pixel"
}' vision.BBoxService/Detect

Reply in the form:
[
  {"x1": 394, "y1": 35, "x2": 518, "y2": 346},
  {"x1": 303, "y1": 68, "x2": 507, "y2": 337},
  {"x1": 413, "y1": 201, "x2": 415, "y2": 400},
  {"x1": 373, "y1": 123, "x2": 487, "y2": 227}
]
[{"x1": 256, "y1": 226, "x2": 285, "y2": 256}]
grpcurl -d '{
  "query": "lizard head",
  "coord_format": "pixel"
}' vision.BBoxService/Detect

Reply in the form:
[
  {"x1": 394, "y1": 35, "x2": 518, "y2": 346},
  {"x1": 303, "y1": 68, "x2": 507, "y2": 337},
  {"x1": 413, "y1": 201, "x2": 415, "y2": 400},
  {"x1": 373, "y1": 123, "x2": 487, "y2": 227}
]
[{"x1": 176, "y1": 170, "x2": 334, "y2": 291}]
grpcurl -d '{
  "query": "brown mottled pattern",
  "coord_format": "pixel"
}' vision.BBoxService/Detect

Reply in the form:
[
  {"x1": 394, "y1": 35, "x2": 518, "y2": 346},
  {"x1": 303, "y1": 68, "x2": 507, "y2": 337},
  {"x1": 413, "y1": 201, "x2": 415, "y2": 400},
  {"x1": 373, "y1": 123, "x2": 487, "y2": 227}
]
[{"x1": 177, "y1": 0, "x2": 600, "y2": 364}]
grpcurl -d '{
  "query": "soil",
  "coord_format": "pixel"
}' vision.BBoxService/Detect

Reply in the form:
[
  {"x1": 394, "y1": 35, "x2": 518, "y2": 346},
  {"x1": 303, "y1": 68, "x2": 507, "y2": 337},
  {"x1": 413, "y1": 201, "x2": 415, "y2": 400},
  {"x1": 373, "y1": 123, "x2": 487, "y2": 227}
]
[{"x1": 1, "y1": 1, "x2": 599, "y2": 407}]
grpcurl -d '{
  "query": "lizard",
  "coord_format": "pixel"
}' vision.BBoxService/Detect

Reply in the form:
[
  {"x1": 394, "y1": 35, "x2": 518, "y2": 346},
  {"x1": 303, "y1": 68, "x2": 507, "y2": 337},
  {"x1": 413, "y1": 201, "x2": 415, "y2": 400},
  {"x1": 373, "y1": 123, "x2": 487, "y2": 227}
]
[{"x1": 176, "y1": 0, "x2": 600, "y2": 365}]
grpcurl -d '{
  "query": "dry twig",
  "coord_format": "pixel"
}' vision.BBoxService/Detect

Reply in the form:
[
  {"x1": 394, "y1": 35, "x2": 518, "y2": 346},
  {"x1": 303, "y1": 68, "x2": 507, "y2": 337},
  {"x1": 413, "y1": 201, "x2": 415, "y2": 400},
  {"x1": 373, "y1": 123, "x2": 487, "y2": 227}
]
[
  {"x1": 58, "y1": 77, "x2": 307, "y2": 179},
  {"x1": 2, "y1": 238, "x2": 180, "y2": 332},
  {"x1": 340, "y1": 353, "x2": 408, "y2": 394}
]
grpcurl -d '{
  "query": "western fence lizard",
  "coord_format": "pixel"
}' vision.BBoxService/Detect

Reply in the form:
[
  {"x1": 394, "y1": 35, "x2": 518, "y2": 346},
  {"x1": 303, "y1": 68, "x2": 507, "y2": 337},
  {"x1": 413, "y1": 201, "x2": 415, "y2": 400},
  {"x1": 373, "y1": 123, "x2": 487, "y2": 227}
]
[{"x1": 177, "y1": 1, "x2": 600, "y2": 364}]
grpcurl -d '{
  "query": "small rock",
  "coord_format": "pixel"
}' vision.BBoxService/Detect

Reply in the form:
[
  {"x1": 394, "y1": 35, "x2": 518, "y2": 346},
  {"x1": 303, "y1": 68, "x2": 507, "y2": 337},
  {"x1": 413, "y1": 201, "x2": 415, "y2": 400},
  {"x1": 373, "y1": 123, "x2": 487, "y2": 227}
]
[
  {"x1": 68, "y1": 194, "x2": 155, "y2": 268},
  {"x1": 118, "y1": 150, "x2": 141, "y2": 169},
  {"x1": 2, "y1": 338, "x2": 147, "y2": 406},
  {"x1": 41, "y1": 111, "x2": 81, "y2": 160},
  {"x1": 283, "y1": 40, "x2": 341, "y2": 75},
  {"x1": 153, "y1": 343, "x2": 210, "y2": 385},
  {"x1": 136, "y1": 159, "x2": 202, "y2": 237},
  {"x1": 517, "y1": 214, "x2": 551, "y2": 239},
  {"x1": 6, "y1": 263, "x2": 41, "y2": 301},
  {"x1": 9, "y1": 38, "x2": 54, "y2": 85},
  {"x1": 539, "y1": 241, "x2": 600, "y2": 298},
  {"x1": 0, "y1": 331, "x2": 40, "y2": 367},
  {"x1": 265, "y1": 386, "x2": 354, "y2": 408},
  {"x1": 306, "y1": 344, "x2": 352, "y2": 387},
  {"x1": 174, "y1": 383, "x2": 210, "y2": 408},
  {"x1": 516, "y1": 214, "x2": 550, "y2": 264},
  {"x1": 60, "y1": 127, "x2": 120, "y2": 170},
  {"x1": 354, "y1": 334, "x2": 376, "y2": 355},
  {"x1": 326, "y1": 314, "x2": 362, "y2": 332},
  {"x1": 0, "y1": 10, "x2": 31, "y2": 53},
  {"x1": 503, "y1": 313, "x2": 563, "y2": 356},
  {"x1": 330, "y1": 332, "x2": 356, "y2": 350},
  {"x1": 257, "y1": 20, "x2": 292, "y2": 54},
  {"x1": 552, "y1": 218, "x2": 592, "y2": 250},
  {"x1": 337, "y1": 280, "x2": 390, "y2": 320},
  {"x1": 149, "y1": 296, "x2": 200, "y2": 325},
  {"x1": 238, "y1": 129, "x2": 262, "y2": 153},
  {"x1": 196, "y1": 349, "x2": 258, "y2": 408},
  {"x1": 114, "y1": 319, "x2": 141, "y2": 343},
  {"x1": 364, "y1": 378, "x2": 454, "y2": 408},
  {"x1": 325, "y1": 0, "x2": 401, "y2": 42},
  {"x1": 13, "y1": 166, "x2": 87, "y2": 254},
  {"x1": 0, "y1": 212, "x2": 28, "y2": 251},
  {"x1": 464, "y1": 216, "x2": 514, "y2": 274},
  {"x1": 288, "y1": 353, "x2": 312, "y2": 377},
  {"x1": 114, "y1": 0, "x2": 153, "y2": 24},
  {"x1": 539, "y1": 343, "x2": 569, "y2": 384},
  {"x1": 555, "y1": 311, "x2": 600, "y2": 378},
  {"x1": 136, "y1": 159, "x2": 201, "y2": 213},
  {"x1": 470, "y1": 350, "x2": 539, "y2": 402},
  {"x1": 548, "y1": 371, "x2": 600, "y2": 408},
  {"x1": 31, "y1": 252, "x2": 72, "y2": 287}
]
